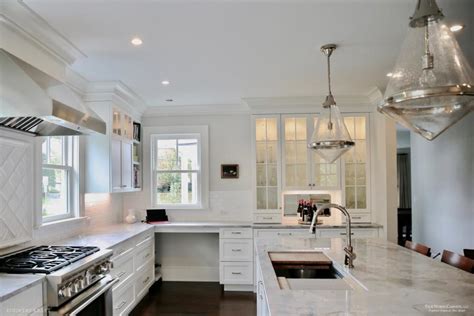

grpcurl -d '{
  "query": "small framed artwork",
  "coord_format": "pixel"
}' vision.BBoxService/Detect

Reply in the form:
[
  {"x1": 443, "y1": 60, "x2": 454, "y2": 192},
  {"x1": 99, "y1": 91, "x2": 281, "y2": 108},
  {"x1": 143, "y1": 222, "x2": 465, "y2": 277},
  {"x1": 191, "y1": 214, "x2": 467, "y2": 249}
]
[{"x1": 221, "y1": 164, "x2": 239, "y2": 179}]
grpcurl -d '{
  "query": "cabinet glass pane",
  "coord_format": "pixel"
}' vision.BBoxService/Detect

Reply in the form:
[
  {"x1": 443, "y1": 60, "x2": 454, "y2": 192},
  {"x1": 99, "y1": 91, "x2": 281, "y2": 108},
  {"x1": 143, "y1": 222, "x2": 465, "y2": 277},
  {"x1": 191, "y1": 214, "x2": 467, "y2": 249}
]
[
  {"x1": 256, "y1": 119, "x2": 266, "y2": 141},
  {"x1": 256, "y1": 142, "x2": 266, "y2": 164},
  {"x1": 123, "y1": 114, "x2": 133, "y2": 140},
  {"x1": 267, "y1": 142, "x2": 278, "y2": 163},
  {"x1": 344, "y1": 117, "x2": 355, "y2": 139},
  {"x1": 284, "y1": 118, "x2": 296, "y2": 140},
  {"x1": 327, "y1": 175, "x2": 337, "y2": 187},
  {"x1": 296, "y1": 164, "x2": 307, "y2": 187},
  {"x1": 256, "y1": 165, "x2": 266, "y2": 186},
  {"x1": 257, "y1": 188, "x2": 267, "y2": 209},
  {"x1": 355, "y1": 117, "x2": 366, "y2": 140},
  {"x1": 285, "y1": 142, "x2": 296, "y2": 164},
  {"x1": 345, "y1": 164, "x2": 355, "y2": 185},
  {"x1": 295, "y1": 118, "x2": 307, "y2": 140},
  {"x1": 356, "y1": 164, "x2": 366, "y2": 185},
  {"x1": 345, "y1": 186, "x2": 356, "y2": 209},
  {"x1": 266, "y1": 119, "x2": 278, "y2": 141},
  {"x1": 267, "y1": 164, "x2": 278, "y2": 186},
  {"x1": 286, "y1": 166, "x2": 296, "y2": 187},
  {"x1": 357, "y1": 186, "x2": 367, "y2": 209},
  {"x1": 295, "y1": 141, "x2": 307, "y2": 164},
  {"x1": 355, "y1": 140, "x2": 366, "y2": 163},
  {"x1": 112, "y1": 110, "x2": 121, "y2": 136},
  {"x1": 267, "y1": 187, "x2": 278, "y2": 209}
]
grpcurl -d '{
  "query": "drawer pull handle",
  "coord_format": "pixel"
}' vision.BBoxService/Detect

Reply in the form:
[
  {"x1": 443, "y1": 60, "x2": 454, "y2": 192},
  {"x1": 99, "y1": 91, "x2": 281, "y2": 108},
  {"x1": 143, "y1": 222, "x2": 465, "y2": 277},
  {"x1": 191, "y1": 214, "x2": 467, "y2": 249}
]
[
  {"x1": 277, "y1": 232, "x2": 292, "y2": 236},
  {"x1": 231, "y1": 249, "x2": 242, "y2": 252},
  {"x1": 263, "y1": 217, "x2": 272, "y2": 220},
  {"x1": 231, "y1": 272, "x2": 242, "y2": 275},
  {"x1": 353, "y1": 216, "x2": 362, "y2": 219},
  {"x1": 117, "y1": 271, "x2": 126, "y2": 278},
  {"x1": 143, "y1": 276, "x2": 150, "y2": 284},
  {"x1": 115, "y1": 300, "x2": 127, "y2": 310},
  {"x1": 339, "y1": 232, "x2": 355, "y2": 236},
  {"x1": 144, "y1": 253, "x2": 151, "y2": 258},
  {"x1": 231, "y1": 232, "x2": 242, "y2": 235}
]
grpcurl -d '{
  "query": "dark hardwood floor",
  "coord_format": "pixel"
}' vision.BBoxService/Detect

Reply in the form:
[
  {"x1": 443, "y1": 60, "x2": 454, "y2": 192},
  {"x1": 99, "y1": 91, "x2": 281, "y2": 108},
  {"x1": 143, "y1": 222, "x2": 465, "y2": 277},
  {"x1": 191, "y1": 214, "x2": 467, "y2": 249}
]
[{"x1": 130, "y1": 281, "x2": 257, "y2": 316}]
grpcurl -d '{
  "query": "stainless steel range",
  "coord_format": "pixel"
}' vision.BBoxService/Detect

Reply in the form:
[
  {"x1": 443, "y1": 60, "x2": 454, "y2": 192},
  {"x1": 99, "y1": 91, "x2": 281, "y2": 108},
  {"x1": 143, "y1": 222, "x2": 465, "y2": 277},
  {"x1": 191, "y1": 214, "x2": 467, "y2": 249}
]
[{"x1": 0, "y1": 245, "x2": 117, "y2": 315}]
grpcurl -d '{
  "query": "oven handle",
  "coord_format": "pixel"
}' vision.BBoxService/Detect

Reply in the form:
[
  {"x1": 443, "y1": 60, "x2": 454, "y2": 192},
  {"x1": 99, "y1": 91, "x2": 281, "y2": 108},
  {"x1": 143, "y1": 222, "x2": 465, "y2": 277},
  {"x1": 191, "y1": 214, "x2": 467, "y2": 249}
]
[{"x1": 56, "y1": 275, "x2": 119, "y2": 316}]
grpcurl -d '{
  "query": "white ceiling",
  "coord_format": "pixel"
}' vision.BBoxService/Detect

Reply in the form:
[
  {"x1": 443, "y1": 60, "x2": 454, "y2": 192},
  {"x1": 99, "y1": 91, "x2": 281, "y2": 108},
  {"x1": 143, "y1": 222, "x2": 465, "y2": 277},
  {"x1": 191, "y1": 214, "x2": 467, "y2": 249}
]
[{"x1": 25, "y1": 0, "x2": 474, "y2": 106}]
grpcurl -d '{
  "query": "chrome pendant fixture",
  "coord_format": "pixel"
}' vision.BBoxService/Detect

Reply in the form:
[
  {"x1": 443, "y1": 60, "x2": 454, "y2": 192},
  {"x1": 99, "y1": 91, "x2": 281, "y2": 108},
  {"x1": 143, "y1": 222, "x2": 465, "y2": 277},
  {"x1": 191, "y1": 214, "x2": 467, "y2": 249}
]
[
  {"x1": 308, "y1": 44, "x2": 355, "y2": 163},
  {"x1": 378, "y1": 0, "x2": 474, "y2": 141}
]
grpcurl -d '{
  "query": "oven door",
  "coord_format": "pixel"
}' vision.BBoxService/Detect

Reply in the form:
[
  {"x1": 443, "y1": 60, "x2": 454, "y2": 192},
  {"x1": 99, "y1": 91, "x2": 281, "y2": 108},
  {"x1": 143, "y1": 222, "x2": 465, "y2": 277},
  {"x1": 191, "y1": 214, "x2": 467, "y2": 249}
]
[{"x1": 49, "y1": 276, "x2": 119, "y2": 316}]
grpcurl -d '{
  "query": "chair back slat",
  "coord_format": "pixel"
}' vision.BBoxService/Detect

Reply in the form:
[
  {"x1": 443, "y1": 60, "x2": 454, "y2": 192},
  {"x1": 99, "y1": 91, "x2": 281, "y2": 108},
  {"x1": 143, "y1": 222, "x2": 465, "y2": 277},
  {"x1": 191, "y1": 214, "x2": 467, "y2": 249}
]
[
  {"x1": 463, "y1": 249, "x2": 474, "y2": 260},
  {"x1": 405, "y1": 240, "x2": 431, "y2": 257},
  {"x1": 441, "y1": 250, "x2": 474, "y2": 273}
]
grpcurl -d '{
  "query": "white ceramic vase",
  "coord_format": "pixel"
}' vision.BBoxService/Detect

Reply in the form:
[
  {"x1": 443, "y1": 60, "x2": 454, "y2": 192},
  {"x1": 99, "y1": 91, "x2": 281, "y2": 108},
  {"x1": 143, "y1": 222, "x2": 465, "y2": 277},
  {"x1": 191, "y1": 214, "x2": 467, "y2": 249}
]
[{"x1": 125, "y1": 209, "x2": 137, "y2": 224}]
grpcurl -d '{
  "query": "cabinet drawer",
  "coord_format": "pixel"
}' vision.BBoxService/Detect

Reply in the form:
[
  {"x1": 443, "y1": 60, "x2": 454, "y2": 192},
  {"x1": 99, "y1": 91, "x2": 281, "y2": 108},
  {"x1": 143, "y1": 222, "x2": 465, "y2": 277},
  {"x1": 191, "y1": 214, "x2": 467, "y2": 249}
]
[
  {"x1": 111, "y1": 239, "x2": 134, "y2": 261},
  {"x1": 220, "y1": 239, "x2": 253, "y2": 261},
  {"x1": 342, "y1": 213, "x2": 371, "y2": 223},
  {"x1": 220, "y1": 228, "x2": 253, "y2": 239},
  {"x1": 254, "y1": 229, "x2": 310, "y2": 239},
  {"x1": 136, "y1": 231, "x2": 154, "y2": 248},
  {"x1": 253, "y1": 213, "x2": 281, "y2": 223},
  {"x1": 111, "y1": 251, "x2": 134, "y2": 290},
  {"x1": 135, "y1": 239, "x2": 154, "y2": 272},
  {"x1": 319, "y1": 228, "x2": 378, "y2": 238},
  {"x1": 220, "y1": 262, "x2": 253, "y2": 285},
  {"x1": 113, "y1": 280, "x2": 135, "y2": 316},
  {"x1": 1, "y1": 283, "x2": 43, "y2": 316},
  {"x1": 135, "y1": 263, "x2": 154, "y2": 299}
]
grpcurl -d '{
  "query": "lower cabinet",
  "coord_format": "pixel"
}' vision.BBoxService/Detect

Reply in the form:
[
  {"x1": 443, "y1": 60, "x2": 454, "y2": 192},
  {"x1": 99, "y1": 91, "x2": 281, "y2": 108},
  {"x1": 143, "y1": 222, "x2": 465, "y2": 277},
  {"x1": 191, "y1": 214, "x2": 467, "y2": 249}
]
[
  {"x1": 256, "y1": 259, "x2": 270, "y2": 316},
  {"x1": 0, "y1": 282, "x2": 45, "y2": 316},
  {"x1": 110, "y1": 229, "x2": 155, "y2": 316}
]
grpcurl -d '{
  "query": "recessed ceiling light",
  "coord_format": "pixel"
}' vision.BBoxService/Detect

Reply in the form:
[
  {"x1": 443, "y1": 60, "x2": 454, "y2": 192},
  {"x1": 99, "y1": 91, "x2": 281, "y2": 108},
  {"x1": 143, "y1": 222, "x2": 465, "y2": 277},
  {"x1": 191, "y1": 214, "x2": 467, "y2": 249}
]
[
  {"x1": 131, "y1": 37, "x2": 143, "y2": 46},
  {"x1": 386, "y1": 73, "x2": 393, "y2": 77},
  {"x1": 161, "y1": 80, "x2": 170, "y2": 86},
  {"x1": 166, "y1": 99, "x2": 173, "y2": 102},
  {"x1": 450, "y1": 24, "x2": 464, "y2": 32}
]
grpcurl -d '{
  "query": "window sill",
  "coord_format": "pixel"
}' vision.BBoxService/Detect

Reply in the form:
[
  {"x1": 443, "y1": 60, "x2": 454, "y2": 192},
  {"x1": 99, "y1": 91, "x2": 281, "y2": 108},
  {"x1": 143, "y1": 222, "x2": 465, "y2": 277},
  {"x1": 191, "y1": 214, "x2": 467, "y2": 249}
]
[{"x1": 41, "y1": 216, "x2": 90, "y2": 228}]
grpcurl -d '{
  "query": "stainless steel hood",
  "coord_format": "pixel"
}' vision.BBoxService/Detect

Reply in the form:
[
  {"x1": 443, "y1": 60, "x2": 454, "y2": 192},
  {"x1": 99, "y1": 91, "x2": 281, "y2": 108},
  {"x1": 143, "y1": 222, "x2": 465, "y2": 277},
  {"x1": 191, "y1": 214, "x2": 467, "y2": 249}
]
[{"x1": 0, "y1": 50, "x2": 106, "y2": 136}]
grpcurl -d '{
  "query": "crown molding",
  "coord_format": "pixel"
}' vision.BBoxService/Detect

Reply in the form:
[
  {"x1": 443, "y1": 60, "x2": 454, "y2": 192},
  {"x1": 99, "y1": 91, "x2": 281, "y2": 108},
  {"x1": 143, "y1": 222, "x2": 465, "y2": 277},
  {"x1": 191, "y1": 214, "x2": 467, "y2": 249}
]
[
  {"x1": 85, "y1": 81, "x2": 148, "y2": 118},
  {"x1": 366, "y1": 86, "x2": 385, "y2": 112},
  {"x1": 144, "y1": 104, "x2": 250, "y2": 117},
  {"x1": 0, "y1": 0, "x2": 85, "y2": 65}
]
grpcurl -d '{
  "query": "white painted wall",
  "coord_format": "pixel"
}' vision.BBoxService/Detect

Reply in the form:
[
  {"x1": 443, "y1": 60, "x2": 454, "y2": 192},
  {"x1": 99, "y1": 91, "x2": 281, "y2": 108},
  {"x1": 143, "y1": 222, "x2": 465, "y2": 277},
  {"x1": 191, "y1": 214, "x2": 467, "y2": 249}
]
[
  {"x1": 411, "y1": 112, "x2": 474, "y2": 255},
  {"x1": 397, "y1": 130, "x2": 410, "y2": 149}
]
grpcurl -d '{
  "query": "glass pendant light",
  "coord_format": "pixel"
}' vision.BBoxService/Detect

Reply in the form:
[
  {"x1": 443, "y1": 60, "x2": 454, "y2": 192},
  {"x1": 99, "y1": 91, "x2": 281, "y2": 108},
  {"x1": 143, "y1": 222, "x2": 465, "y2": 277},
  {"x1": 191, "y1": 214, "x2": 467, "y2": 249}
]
[
  {"x1": 379, "y1": 0, "x2": 474, "y2": 140},
  {"x1": 308, "y1": 44, "x2": 355, "y2": 163}
]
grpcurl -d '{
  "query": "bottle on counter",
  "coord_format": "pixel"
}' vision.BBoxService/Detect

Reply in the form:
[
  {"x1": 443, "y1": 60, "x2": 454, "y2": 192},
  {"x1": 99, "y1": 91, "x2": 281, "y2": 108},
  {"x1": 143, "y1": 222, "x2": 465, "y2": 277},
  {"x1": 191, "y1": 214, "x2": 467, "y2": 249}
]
[{"x1": 297, "y1": 200, "x2": 303, "y2": 219}]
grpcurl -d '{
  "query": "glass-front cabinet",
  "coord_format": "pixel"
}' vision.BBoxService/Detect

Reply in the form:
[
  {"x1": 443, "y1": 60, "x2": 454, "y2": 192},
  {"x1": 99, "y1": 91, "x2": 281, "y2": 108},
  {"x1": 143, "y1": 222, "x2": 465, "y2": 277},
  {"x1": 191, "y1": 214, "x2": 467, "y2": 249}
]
[
  {"x1": 255, "y1": 116, "x2": 280, "y2": 212},
  {"x1": 252, "y1": 113, "x2": 370, "y2": 223},
  {"x1": 282, "y1": 115, "x2": 340, "y2": 191}
]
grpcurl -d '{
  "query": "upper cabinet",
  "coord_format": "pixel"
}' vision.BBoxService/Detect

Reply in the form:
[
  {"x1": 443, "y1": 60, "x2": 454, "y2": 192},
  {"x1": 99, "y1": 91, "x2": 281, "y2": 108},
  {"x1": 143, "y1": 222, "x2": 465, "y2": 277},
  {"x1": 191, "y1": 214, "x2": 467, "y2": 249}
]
[
  {"x1": 282, "y1": 115, "x2": 340, "y2": 191},
  {"x1": 252, "y1": 113, "x2": 371, "y2": 223},
  {"x1": 85, "y1": 103, "x2": 142, "y2": 193}
]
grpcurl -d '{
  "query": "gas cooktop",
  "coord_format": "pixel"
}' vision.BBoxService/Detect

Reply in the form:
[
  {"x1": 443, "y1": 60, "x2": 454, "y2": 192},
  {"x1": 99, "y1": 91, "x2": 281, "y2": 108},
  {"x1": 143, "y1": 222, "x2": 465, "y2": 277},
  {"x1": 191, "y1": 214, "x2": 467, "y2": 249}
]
[{"x1": 0, "y1": 245, "x2": 100, "y2": 274}]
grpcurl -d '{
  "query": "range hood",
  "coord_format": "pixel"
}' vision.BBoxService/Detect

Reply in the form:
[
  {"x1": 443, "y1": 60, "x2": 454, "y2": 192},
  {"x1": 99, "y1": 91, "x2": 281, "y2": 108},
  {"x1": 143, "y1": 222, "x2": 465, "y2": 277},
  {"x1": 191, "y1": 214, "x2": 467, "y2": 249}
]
[{"x1": 0, "y1": 50, "x2": 106, "y2": 136}]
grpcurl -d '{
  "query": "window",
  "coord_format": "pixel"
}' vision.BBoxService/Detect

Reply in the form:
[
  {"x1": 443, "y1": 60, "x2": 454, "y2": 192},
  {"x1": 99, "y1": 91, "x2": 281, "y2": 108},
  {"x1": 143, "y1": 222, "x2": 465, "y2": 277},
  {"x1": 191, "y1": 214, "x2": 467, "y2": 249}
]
[
  {"x1": 41, "y1": 136, "x2": 77, "y2": 222},
  {"x1": 151, "y1": 134, "x2": 202, "y2": 208}
]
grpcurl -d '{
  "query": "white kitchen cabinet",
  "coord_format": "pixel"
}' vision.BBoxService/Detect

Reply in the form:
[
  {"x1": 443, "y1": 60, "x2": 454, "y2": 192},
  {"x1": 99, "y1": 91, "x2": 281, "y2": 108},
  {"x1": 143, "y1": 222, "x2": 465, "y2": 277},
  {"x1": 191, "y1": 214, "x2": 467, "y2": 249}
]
[
  {"x1": 0, "y1": 282, "x2": 45, "y2": 316},
  {"x1": 281, "y1": 115, "x2": 340, "y2": 191},
  {"x1": 85, "y1": 103, "x2": 141, "y2": 193},
  {"x1": 256, "y1": 258, "x2": 270, "y2": 316}
]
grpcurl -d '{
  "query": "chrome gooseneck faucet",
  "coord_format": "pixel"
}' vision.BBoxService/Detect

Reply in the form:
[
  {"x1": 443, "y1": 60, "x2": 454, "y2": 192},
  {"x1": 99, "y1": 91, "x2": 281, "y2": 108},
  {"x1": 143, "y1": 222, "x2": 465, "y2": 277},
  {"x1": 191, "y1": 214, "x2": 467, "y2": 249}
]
[{"x1": 309, "y1": 203, "x2": 356, "y2": 268}]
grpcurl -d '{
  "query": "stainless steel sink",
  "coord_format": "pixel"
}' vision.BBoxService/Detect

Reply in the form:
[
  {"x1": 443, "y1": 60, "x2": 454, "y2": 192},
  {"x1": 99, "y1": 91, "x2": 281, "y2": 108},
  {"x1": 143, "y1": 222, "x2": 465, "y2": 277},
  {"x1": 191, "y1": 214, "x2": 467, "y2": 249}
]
[{"x1": 274, "y1": 264, "x2": 343, "y2": 279}]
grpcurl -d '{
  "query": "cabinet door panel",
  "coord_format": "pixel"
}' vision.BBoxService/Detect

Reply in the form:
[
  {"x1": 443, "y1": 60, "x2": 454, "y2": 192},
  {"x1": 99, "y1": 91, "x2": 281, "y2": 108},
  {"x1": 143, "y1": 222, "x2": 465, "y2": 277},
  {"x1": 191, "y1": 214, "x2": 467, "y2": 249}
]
[
  {"x1": 111, "y1": 139, "x2": 122, "y2": 191},
  {"x1": 121, "y1": 142, "x2": 132, "y2": 189}
]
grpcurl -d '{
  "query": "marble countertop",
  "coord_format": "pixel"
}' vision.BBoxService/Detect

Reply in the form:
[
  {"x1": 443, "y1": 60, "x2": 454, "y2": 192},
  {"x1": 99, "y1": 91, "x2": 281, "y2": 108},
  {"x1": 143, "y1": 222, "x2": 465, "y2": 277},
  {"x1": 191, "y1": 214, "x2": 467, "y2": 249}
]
[
  {"x1": 253, "y1": 223, "x2": 383, "y2": 229},
  {"x1": 256, "y1": 236, "x2": 474, "y2": 315},
  {"x1": 60, "y1": 222, "x2": 154, "y2": 249},
  {"x1": 151, "y1": 221, "x2": 383, "y2": 229},
  {"x1": 0, "y1": 274, "x2": 44, "y2": 302}
]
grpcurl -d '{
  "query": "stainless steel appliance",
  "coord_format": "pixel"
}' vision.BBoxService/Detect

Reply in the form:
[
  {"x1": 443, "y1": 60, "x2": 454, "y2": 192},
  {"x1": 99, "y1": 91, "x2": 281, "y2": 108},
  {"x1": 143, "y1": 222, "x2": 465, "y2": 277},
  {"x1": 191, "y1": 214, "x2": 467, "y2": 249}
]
[{"x1": 0, "y1": 245, "x2": 116, "y2": 315}]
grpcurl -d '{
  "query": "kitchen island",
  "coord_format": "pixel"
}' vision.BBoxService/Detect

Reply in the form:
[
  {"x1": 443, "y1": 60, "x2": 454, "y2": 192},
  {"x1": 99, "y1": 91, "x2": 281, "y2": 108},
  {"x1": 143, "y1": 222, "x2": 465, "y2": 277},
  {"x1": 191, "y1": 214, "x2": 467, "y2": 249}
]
[{"x1": 255, "y1": 236, "x2": 474, "y2": 315}]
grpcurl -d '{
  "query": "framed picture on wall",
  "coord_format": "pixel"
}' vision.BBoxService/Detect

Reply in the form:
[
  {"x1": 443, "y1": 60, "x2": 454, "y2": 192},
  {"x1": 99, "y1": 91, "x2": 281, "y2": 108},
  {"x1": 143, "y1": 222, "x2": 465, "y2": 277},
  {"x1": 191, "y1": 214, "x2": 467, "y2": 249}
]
[{"x1": 221, "y1": 164, "x2": 239, "y2": 179}]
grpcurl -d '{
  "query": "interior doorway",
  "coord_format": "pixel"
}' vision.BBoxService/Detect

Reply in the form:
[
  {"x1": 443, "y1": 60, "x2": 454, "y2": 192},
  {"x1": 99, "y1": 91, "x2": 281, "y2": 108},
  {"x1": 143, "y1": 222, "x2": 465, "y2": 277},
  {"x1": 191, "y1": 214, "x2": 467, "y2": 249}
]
[{"x1": 396, "y1": 125, "x2": 412, "y2": 246}]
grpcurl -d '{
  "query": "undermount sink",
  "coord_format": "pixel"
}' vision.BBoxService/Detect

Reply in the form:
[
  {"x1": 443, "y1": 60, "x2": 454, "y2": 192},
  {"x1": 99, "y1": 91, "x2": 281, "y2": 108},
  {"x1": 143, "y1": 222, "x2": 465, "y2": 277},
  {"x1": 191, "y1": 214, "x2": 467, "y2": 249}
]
[{"x1": 269, "y1": 251, "x2": 361, "y2": 291}]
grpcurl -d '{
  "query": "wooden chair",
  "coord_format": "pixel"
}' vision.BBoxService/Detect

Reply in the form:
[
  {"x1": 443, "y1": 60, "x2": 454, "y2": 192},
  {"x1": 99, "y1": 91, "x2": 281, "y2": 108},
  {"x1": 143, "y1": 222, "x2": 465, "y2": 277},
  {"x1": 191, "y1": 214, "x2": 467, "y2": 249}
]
[
  {"x1": 405, "y1": 240, "x2": 431, "y2": 257},
  {"x1": 463, "y1": 249, "x2": 474, "y2": 260},
  {"x1": 441, "y1": 250, "x2": 474, "y2": 273}
]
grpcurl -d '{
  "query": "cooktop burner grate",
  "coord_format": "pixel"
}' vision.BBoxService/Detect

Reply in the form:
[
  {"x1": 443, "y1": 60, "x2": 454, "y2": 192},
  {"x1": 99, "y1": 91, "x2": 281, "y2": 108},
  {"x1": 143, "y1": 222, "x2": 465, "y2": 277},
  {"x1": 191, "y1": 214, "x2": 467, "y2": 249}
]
[{"x1": 0, "y1": 245, "x2": 100, "y2": 274}]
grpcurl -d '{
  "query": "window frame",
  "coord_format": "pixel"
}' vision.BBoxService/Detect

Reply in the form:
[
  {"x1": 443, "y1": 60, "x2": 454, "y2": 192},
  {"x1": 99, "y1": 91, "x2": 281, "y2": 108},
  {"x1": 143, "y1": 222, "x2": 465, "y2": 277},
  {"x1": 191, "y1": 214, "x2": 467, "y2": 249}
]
[
  {"x1": 40, "y1": 136, "x2": 79, "y2": 224},
  {"x1": 147, "y1": 126, "x2": 209, "y2": 210}
]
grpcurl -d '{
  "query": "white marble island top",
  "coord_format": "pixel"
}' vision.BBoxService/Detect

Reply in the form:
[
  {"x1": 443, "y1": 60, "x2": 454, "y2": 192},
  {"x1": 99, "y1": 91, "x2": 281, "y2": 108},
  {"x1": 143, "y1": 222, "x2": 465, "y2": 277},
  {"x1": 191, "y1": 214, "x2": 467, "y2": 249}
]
[{"x1": 256, "y1": 236, "x2": 474, "y2": 315}]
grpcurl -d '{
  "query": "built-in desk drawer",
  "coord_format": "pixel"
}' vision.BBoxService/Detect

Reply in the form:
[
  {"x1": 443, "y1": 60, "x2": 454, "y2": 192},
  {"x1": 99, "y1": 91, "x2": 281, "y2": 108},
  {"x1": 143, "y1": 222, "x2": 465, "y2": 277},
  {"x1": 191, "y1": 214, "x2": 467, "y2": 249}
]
[
  {"x1": 220, "y1": 239, "x2": 253, "y2": 261},
  {"x1": 135, "y1": 238, "x2": 154, "y2": 272},
  {"x1": 113, "y1": 280, "x2": 135, "y2": 316},
  {"x1": 220, "y1": 228, "x2": 253, "y2": 239},
  {"x1": 319, "y1": 228, "x2": 378, "y2": 238},
  {"x1": 220, "y1": 262, "x2": 253, "y2": 285}
]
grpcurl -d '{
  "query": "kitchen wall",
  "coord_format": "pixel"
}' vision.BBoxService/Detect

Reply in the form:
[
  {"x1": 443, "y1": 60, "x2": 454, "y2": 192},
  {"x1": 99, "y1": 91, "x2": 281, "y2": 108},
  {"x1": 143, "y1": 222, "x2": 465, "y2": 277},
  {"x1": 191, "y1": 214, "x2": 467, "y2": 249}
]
[
  {"x1": 123, "y1": 113, "x2": 253, "y2": 222},
  {"x1": 411, "y1": 112, "x2": 474, "y2": 255}
]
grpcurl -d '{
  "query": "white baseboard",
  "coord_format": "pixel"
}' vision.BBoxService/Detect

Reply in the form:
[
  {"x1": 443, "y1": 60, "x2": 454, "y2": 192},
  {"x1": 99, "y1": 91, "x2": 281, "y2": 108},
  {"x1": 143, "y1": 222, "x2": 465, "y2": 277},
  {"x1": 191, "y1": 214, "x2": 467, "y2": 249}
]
[
  {"x1": 161, "y1": 266, "x2": 220, "y2": 282},
  {"x1": 223, "y1": 284, "x2": 254, "y2": 292}
]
